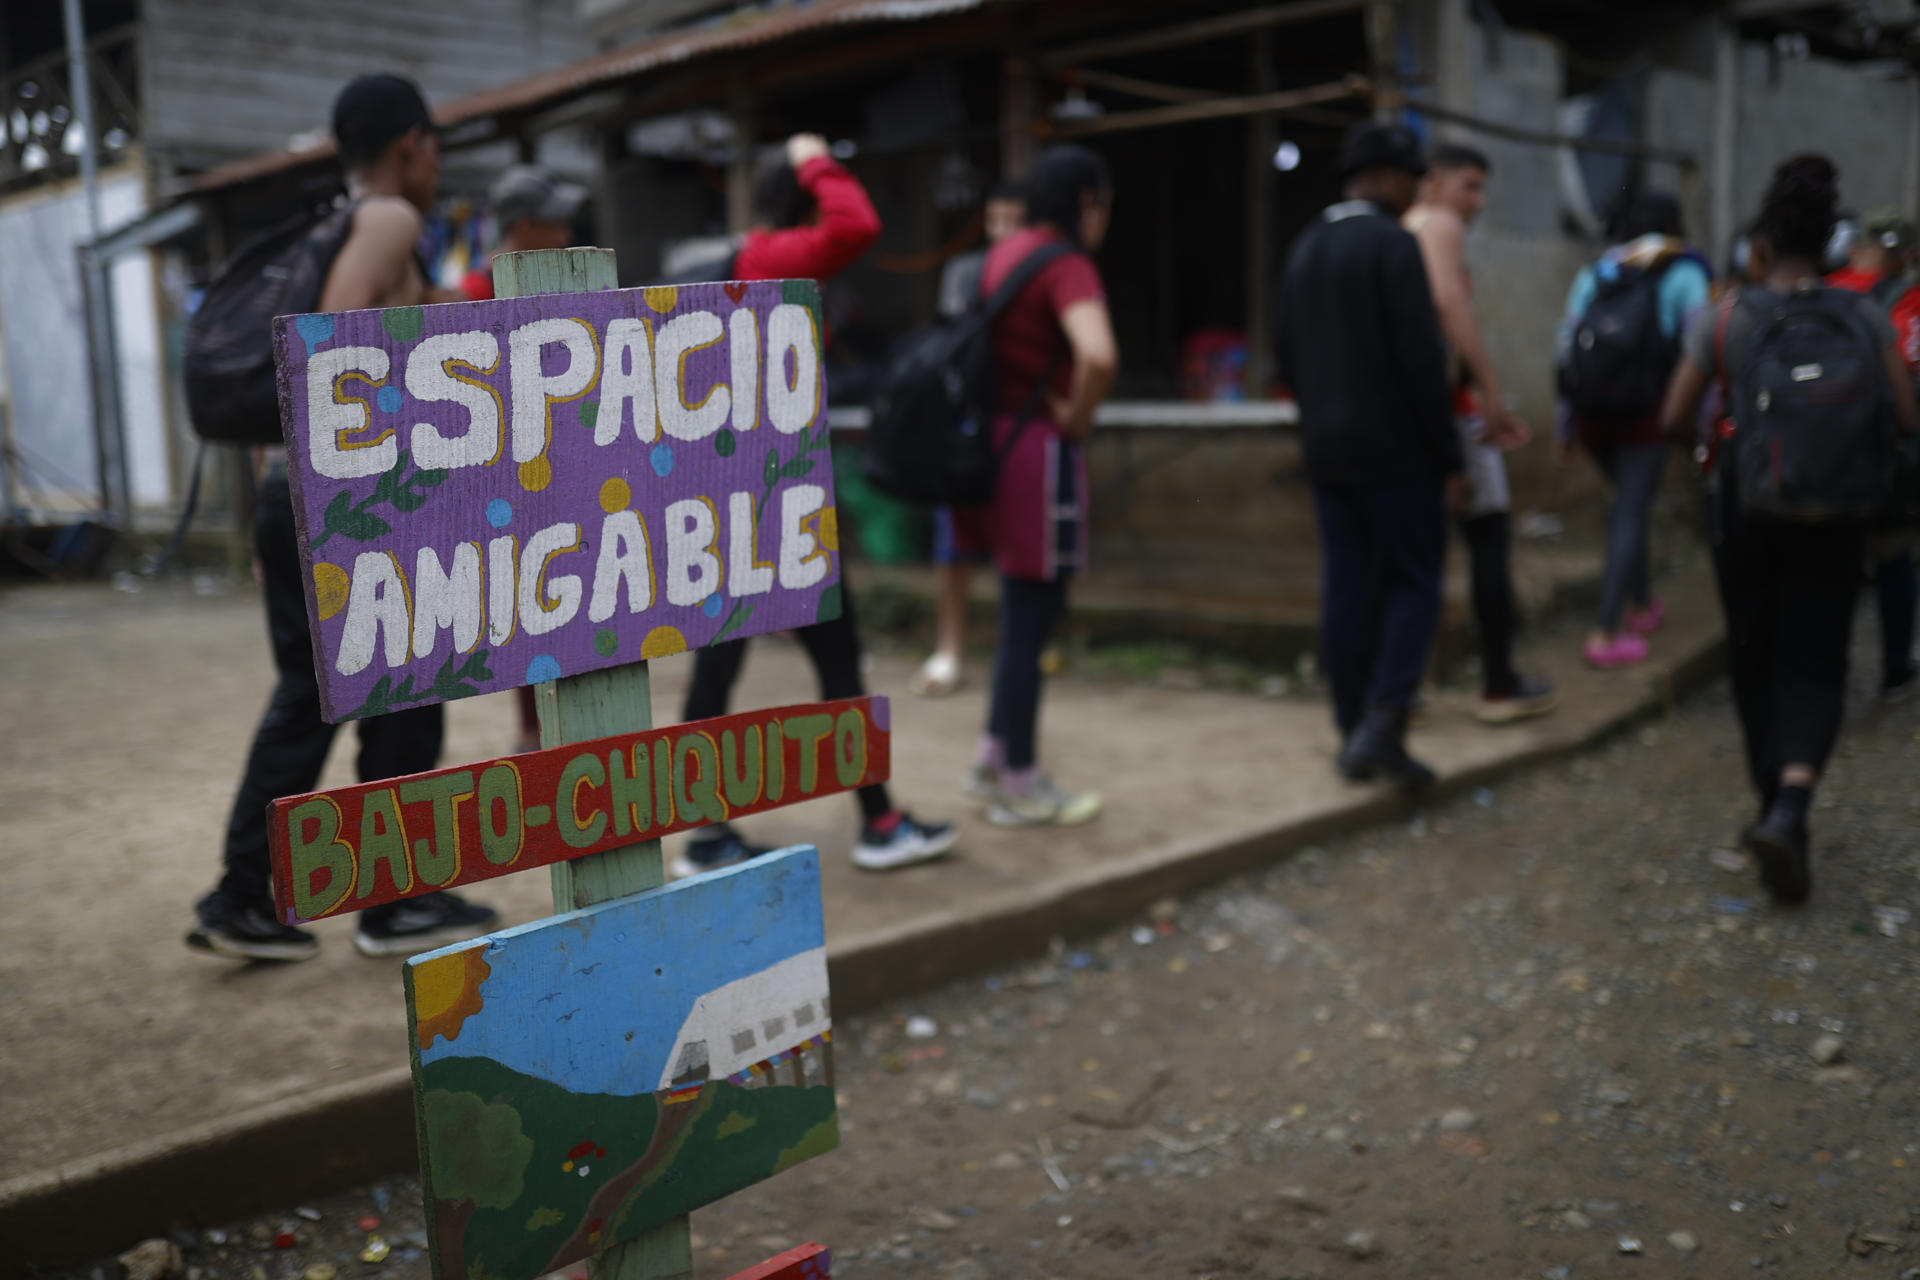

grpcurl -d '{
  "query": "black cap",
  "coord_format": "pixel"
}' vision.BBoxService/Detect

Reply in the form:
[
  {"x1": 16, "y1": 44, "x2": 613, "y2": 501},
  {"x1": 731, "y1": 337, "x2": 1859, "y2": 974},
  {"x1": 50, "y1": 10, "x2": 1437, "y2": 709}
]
[
  {"x1": 332, "y1": 74, "x2": 433, "y2": 169},
  {"x1": 1336, "y1": 120, "x2": 1427, "y2": 182}
]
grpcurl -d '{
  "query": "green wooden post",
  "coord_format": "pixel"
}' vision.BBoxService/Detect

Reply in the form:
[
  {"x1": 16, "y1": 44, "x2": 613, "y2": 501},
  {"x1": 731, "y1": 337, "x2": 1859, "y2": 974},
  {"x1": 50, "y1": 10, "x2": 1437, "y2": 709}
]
[{"x1": 493, "y1": 246, "x2": 694, "y2": 1280}]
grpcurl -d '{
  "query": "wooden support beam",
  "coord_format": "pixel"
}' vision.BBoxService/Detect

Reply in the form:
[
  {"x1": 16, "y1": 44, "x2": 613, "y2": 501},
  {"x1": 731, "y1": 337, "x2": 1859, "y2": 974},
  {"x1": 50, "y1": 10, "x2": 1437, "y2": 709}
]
[
  {"x1": 1364, "y1": 2, "x2": 1398, "y2": 121},
  {"x1": 493, "y1": 245, "x2": 692, "y2": 1280},
  {"x1": 1399, "y1": 95, "x2": 1700, "y2": 168},
  {"x1": 727, "y1": 71, "x2": 755, "y2": 237},
  {"x1": 1038, "y1": 0, "x2": 1368, "y2": 70},
  {"x1": 1070, "y1": 66, "x2": 1213, "y2": 105},
  {"x1": 1244, "y1": 28, "x2": 1276, "y2": 398},
  {"x1": 1048, "y1": 76, "x2": 1369, "y2": 139}
]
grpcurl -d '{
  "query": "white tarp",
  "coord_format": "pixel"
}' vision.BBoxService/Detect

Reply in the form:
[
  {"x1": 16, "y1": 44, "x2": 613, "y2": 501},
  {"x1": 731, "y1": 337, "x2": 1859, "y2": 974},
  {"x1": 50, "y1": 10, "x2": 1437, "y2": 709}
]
[{"x1": 0, "y1": 172, "x2": 171, "y2": 515}]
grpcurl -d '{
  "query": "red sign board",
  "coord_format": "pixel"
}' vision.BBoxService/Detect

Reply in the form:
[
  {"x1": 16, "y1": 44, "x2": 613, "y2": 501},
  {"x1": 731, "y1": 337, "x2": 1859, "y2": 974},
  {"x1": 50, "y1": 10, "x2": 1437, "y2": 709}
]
[{"x1": 268, "y1": 696, "x2": 889, "y2": 923}]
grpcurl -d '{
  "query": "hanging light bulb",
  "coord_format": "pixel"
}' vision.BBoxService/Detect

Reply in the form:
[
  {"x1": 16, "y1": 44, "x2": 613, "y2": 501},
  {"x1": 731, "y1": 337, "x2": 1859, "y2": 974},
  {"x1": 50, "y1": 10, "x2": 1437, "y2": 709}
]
[{"x1": 1273, "y1": 140, "x2": 1302, "y2": 171}]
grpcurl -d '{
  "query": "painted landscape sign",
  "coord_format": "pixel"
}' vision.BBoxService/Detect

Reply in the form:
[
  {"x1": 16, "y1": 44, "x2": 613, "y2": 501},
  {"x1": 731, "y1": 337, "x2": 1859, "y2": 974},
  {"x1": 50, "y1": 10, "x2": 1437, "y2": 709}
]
[
  {"x1": 272, "y1": 280, "x2": 840, "y2": 723},
  {"x1": 267, "y1": 695, "x2": 889, "y2": 924},
  {"x1": 405, "y1": 845, "x2": 835, "y2": 1279}
]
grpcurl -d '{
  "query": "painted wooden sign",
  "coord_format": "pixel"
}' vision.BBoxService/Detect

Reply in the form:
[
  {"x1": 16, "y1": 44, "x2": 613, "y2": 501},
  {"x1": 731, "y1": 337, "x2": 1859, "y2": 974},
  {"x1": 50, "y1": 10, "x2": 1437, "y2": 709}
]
[
  {"x1": 272, "y1": 280, "x2": 840, "y2": 723},
  {"x1": 727, "y1": 1244, "x2": 831, "y2": 1279},
  {"x1": 267, "y1": 695, "x2": 888, "y2": 924},
  {"x1": 405, "y1": 845, "x2": 835, "y2": 1280}
]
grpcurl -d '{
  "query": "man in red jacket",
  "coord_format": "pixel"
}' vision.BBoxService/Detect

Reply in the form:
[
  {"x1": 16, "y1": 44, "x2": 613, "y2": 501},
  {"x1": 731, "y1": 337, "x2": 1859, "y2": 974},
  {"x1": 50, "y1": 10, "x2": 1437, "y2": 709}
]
[{"x1": 676, "y1": 133, "x2": 960, "y2": 875}]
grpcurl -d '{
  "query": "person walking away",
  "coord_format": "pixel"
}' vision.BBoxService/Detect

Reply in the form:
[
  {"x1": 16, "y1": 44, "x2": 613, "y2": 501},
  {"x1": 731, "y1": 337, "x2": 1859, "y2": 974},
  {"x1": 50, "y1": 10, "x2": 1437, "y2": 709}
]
[
  {"x1": 1276, "y1": 121, "x2": 1463, "y2": 788},
  {"x1": 1825, "y1": 209, "x2": 1920, "y2": 701},
  {"x1": 677, "y1": 133, "x2": 959, "y2": 874},
  {"x1": 912, "y1": 180, "x2": 1027, "y2": 698},
  {"x1": 944, "y1": 145, "x2": 1116, "y2": 826},
  {"x1": 1404, "y1": 145, "x2": 1557, "y2": 723},
  {"x1": 1660, "y1": 154, "x2": 1916, "y2": 902},
  {"x1": 1558, "y1": 192, "x2": 1712, "y2": 669},
  {"x1": 188, "y1": 74, "x2": 498, "y2": 961},
  {"x1": 457, "y1": 165, "x2": 592, "y2": 750}
]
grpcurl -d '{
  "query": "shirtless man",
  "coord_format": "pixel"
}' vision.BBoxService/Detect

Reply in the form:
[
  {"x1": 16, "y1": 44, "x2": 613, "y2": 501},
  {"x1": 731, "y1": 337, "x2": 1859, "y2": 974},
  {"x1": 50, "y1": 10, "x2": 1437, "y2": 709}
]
[
  {"x1": 188, "y1": 75, "x2": 495, "y2": 962},
  {"x1": 1405, "y1": 144, "x2": 1556, "y2": 725}
]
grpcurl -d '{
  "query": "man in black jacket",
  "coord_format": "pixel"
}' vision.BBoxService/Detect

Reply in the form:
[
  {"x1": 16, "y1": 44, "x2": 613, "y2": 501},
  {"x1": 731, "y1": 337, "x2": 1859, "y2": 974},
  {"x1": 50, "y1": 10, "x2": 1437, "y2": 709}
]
[{"x1": 1275, "y1": 121, "x2": 1463, "y2": 788}]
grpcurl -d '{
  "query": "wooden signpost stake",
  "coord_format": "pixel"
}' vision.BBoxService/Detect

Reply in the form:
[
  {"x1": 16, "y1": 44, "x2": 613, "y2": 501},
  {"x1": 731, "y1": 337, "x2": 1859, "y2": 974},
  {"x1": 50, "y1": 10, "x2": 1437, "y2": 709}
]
[
  {"x1": 502, "y1": 246, "x2": 688, "y2": 1280},
  {"x1": 268, "y1": 242, "x2": 856, "y2": 1280}
]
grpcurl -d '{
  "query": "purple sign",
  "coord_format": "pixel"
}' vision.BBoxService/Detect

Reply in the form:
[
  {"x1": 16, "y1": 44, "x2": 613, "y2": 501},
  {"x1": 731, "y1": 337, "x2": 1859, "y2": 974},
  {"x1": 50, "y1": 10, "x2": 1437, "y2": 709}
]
[{"x1": 272, "y1": 280, "x2": 840, "y2": 723}]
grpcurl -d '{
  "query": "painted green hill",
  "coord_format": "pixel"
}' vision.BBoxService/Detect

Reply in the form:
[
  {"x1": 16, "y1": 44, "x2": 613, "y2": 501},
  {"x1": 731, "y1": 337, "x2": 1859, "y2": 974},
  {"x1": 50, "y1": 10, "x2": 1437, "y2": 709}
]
[{"x1": 419, "y1": 1053, "x2": 837, "y2": 1279}]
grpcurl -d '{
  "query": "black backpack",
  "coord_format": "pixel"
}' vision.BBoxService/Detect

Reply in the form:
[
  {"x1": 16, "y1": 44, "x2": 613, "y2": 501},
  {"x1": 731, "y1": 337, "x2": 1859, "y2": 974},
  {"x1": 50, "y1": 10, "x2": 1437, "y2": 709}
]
[
  {"x1": 184, "y1": 199, "x2": 359, "y2": 445},
  {"x1": 1728, "y1": 287, "x2": 1895, "y2": 522},
  {"x1": 863, "y1": 241, "x2": 1072, "y2": 507},
  {"x1": 1563, "y1": 259, "x2": 1677, "y2": 425}
]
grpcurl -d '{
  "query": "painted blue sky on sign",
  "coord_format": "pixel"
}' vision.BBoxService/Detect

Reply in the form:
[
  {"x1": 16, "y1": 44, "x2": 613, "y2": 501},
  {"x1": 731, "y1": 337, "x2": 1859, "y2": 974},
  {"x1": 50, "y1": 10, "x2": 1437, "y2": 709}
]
[{"x1": 410, "y1": 845, "x2": 825, "y2": 1095}]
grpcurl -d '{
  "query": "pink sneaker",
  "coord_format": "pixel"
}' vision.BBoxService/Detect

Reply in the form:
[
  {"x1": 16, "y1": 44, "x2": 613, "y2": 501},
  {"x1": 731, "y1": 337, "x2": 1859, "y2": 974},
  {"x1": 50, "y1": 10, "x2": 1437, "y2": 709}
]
[
  {"x1": 1584, "y1": 633, "x2": 1650, "y2": 669},
  {"x1": 1623, "y1": 600, "x2": 1667, "y2": 635}
]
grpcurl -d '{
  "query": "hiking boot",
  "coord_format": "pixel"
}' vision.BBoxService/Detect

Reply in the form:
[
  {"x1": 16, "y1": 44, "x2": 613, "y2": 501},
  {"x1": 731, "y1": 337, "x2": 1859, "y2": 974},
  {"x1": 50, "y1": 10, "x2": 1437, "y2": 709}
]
[
  {"x1": 187, "y1": 898, "x2": 319, "y2": 963},
  {"x1": 1474, "y1": 675, "x2": 1558, "y2": 725},
  {"x1": 853, "y1": 812, "x2": 960, "y2": 871},
  {"x1": 986, "y1": 774, "x2": 1102, "y2": 827},
  {"x1": 671, "y1": 824, "x2": 773, "y2": 879},
  {"x1": 1337, "y1": 704, "x2": 1435, "y2": 791},
  {"x1": 1745, "y1": 793, "x2": 1812, "y2": 904},
  {"x1": 353, "y1": 892, "x2": 498, "y2": 957}
]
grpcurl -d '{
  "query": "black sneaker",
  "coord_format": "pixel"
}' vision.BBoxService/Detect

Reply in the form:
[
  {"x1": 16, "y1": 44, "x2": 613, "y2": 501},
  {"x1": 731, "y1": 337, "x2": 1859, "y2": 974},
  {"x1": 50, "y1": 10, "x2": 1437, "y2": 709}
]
[
  {"x1": 187, "y1": 899, "x2": 319, "y2": 963},
  {"x1": 353, "y1": 892, "x2": 499, "y2": 958},
  {"x1": 1746, "y1": 797, "x2": 1812, "y2": 904},
  {"x1": 672, "y1": 824, "x2": 773, "y2": 879},
  {"x1": 1474, "y1": 675, "x2": 1558, "y2": 725},
  {"x1": 853, "y1": 812, "x2": 960, "y2": 870}
]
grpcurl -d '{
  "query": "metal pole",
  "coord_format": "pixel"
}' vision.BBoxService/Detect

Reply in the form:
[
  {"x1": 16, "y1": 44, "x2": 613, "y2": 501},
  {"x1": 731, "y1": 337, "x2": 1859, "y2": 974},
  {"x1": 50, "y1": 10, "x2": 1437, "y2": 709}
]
[{"x1": 64, "y1": 0, "x2": 131, "y2": 528}]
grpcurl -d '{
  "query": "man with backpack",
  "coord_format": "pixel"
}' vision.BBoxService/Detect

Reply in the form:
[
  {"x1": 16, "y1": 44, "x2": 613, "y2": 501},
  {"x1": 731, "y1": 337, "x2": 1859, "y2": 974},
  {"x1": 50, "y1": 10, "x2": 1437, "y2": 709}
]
[
  {"x1": 1405, "y1": 144, "x2": 1557, "y2": 725},
  {"x1": 186, "y1": 74, "x2": 497, "y2": 962},
  {"x1": 1660, "y1": 154, "x2": 1916, "y2": 902},
  {"x1": 1826, "y1": 209, "x2": 1920, "y2": 701},
  {"x1": 1276, "y1": 121, "x2": 1462, "y2": 789},
  {"x1": 1558, "y1": 192, "x2": 1712, "y2": 670}
]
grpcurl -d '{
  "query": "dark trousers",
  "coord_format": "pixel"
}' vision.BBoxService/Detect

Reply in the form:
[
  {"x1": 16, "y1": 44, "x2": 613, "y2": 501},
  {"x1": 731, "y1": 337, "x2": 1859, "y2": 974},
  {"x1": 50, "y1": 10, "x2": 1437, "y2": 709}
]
[
  {"x1": 1313, "y1": 479, "x2": 1447, "y2": 735},
  {"x1": 1874, "y1": 546, "x2": 1917, "y2": 684},
  {"x1": 1592, "y1": 442, "x2": 1666, "y2": 633},
  {"x1": 210, "y1": 476, "x2": 442, "y2": 918},
  {"x1": 987, "y1": 574, "x2": 1071, "y2": 770},
  {"x1": 684, "y1": 582, "x2": 891, "y2": 824},
  {"x1": 1711, "y1": 502, "x2": 1862, "y2": 801},
  {"x1": 1456, "y1": 511, "x2": 1518, "y2": 696}
]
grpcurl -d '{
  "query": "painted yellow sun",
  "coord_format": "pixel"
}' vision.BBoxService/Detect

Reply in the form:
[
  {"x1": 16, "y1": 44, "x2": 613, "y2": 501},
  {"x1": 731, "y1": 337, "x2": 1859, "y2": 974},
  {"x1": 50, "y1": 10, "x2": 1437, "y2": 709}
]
[{"x1": 412, "y1": 944, "x2": 491, "y2": 1051}]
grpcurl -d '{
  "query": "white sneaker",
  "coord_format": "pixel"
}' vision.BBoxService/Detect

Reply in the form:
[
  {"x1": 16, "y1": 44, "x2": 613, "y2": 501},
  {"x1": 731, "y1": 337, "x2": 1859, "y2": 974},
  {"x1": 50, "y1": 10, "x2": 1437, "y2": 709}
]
[
  {"x1": 910, "y1": 652, "x2": 962, "y2": 697},
  {"x1": 963, "y1": 760, "x2": 1002, "y2": 803},
  {"x1": 852, "y1": 813, "x2": 960, "y2": 871},
  {"x1": 985, "y1": 775, "x2": 1102, "y2": 827}
]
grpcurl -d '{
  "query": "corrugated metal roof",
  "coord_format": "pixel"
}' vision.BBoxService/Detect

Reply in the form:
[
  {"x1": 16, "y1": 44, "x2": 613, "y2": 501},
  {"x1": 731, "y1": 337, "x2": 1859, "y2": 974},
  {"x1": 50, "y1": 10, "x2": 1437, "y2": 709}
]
[{"x1": 187, "y1": 0, "x2": 988, "y2": 194}]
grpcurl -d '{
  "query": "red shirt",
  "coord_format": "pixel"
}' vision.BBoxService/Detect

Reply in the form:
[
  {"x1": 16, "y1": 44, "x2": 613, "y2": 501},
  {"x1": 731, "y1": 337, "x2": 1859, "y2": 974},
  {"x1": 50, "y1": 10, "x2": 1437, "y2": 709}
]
[
  {"x1": 1827, "y1": 265, "x2": 1920, "y2": 376},
  {"x1": 459, "y1": 267, "x2": 494, "y2": 302},
  {"x1": 982, "y1": 226, "x2": 1105, "y2": 415},
  {"x1": 1825, "y1": 266, "x2": 1882, "y2": 295},
  {"x1": 732, "y1": 156, "x2": 881, "y2": 283}
]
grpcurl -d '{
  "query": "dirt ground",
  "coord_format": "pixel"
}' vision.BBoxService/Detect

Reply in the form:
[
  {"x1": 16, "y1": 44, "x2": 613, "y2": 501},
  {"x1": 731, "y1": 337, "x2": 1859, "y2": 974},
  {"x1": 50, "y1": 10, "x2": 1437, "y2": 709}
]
[
  {"x1": 52, "y1": 616, "x2": 1920, "y2": 1279},
  {"x1": 3, "y1": 552, "x2": 1710, "y2": 1202}
]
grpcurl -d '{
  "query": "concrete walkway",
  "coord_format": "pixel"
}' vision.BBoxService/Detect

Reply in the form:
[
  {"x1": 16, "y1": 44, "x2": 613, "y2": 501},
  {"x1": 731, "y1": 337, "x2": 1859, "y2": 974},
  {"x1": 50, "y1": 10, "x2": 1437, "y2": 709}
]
[{"x1": 0, "y1": 556, "x2": 1724, "y2": 1265}]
